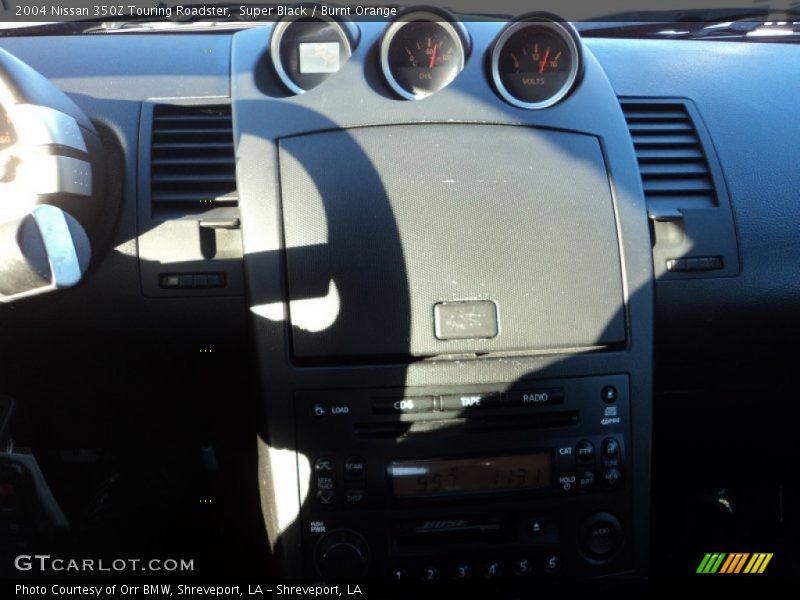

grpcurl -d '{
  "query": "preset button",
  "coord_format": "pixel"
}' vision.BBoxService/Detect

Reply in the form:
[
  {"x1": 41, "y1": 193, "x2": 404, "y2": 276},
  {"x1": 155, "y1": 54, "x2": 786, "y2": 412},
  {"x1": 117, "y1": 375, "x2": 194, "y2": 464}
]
[
  {"x1": 372, "y1": 397, "x2": 434, "y2": 415},
  {"x1": 505, "y1": 388, "x2": 565, "y2": 407},
  {"x1": 344, "y1": 456, "x2": 366, "y2": 479},
  {"x1": 439, "y1": 393, "x2": 502, "y2": 411},
  {"x1": 575, "y1": 440, "x2": 596, "y2": 464}
]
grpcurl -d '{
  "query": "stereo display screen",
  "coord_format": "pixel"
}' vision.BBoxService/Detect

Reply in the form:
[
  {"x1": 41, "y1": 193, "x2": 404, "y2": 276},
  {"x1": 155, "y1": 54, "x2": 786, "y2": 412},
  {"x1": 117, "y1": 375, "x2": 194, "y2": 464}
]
[{"x1": 389, "y1": 453, "x2": 552, "y2": 498}]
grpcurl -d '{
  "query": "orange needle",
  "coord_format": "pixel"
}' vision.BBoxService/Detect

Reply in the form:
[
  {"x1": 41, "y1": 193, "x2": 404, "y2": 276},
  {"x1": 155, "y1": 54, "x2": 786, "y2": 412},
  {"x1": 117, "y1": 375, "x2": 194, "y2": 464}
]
[
  {"x1": 538, "y1": 48, "x2": 551, "y2": 74},
  {"x1": 429, "y1": 43, "x2": 439, "y2": 68}
]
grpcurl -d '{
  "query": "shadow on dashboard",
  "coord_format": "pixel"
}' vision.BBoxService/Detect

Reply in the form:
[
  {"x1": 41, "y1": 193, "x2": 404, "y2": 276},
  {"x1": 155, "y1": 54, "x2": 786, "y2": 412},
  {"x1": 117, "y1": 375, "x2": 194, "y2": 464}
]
[
  {"x1": 223, "y1": 90, "x2": 659, "y2": 584},
  {"x1": 0, "y1": 77, "x2": 665, "y2": 583}
]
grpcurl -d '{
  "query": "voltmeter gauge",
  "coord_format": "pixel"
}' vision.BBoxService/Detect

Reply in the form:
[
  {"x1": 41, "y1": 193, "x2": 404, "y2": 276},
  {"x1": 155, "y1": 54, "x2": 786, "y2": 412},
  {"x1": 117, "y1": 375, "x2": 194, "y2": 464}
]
[
  {"x1": 491, "y1": 18, "x2": 582, "y2": 110},
  {"x1": 381, "y1": 12, "x2": 467, "y2": 100}
]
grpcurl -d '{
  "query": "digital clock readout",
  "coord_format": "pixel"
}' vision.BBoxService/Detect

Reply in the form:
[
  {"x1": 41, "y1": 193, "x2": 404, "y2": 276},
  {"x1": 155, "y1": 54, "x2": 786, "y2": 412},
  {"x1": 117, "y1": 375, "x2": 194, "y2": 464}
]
[{"x1": 389, "y1": 453, "x2": 551, "y2": 498}]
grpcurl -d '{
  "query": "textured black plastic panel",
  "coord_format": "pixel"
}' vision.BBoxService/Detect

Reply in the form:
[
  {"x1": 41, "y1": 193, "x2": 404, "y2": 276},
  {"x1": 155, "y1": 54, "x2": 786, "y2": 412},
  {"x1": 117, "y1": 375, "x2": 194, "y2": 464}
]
[
  {"x1": 232, "y1": 21, "x2": 654, "y2": 584},
  {"x1": 279, "y1": 124, "x2": 625, "y2": 360},
  {"x1": 587, "y1": 37, "x2": 799, "y2": 364}
]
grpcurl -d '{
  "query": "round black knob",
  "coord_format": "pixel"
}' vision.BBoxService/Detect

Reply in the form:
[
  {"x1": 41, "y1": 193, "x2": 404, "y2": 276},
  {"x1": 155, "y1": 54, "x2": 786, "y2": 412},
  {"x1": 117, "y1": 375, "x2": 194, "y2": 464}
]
[
  {"x1": 579, "y1": 512, "x2": 623, "y2": 563},
  {"x1": 601, "y1": 386, "x2": 618, "y2": 403},
  {"x1": 602, "y1": 438, "x2": 620, "y2": 460},
  {"x1": 314, "y1": 529, "x2": 370, "y2": 579}
]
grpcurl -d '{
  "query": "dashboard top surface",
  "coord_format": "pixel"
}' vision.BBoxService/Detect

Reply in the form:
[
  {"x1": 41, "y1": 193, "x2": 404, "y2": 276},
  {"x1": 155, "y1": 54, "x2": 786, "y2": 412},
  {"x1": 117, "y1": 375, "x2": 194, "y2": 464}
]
[{"x1": 0, "y1": 21, "x2": 797, "y2": 363}]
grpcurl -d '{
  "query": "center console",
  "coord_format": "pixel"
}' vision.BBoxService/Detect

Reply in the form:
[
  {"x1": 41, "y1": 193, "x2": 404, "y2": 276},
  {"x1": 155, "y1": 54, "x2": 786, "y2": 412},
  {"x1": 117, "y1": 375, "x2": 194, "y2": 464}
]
[
  {"x1": 231, "y1": 15, "x2": 653, "y2": 588},
  {"x1": 298, "y1": 375, "x2": 631, "y2": 581}
]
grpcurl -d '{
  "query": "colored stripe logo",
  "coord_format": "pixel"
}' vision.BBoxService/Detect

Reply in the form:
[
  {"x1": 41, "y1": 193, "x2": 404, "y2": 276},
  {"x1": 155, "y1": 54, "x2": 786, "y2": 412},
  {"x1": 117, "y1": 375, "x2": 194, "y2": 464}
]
[{"x1": 696, "y1": 553, "x2": 773, "y2": 574}]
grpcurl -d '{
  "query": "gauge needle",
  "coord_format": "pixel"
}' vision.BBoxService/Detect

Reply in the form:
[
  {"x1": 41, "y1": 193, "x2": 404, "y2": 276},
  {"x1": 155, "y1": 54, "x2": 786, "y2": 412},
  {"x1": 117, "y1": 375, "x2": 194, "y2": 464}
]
[
  {"x1": 538, "y1": 48, "x2": 551, "y2": 74},
  {"x1": 429, "y1": 43, "x2": 439, "y2": 68}
]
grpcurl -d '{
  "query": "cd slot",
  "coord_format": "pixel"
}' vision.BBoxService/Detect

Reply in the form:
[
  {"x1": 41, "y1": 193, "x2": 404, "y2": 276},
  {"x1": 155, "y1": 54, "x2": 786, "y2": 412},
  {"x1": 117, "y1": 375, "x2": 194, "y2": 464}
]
[{"x1": 354, "y1": 410, "x2": 580, "y2": 439}]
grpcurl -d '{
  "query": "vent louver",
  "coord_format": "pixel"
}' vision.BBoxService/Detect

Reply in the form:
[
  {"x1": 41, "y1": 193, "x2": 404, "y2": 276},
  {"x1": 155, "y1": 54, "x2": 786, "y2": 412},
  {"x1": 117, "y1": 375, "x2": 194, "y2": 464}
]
[
  {"x1": 150, "y1": 104, "x2": 238, "y2": 213},
  {"x1": 620, "y1": 100, "x2": 717, "y2": 207}
]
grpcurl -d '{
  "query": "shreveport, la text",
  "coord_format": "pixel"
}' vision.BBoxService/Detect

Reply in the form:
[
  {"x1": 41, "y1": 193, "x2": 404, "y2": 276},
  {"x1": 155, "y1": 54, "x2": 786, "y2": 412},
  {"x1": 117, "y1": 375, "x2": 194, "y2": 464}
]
[{"x1": 15, "y1": 584, "x2": 362, "y2": 596}]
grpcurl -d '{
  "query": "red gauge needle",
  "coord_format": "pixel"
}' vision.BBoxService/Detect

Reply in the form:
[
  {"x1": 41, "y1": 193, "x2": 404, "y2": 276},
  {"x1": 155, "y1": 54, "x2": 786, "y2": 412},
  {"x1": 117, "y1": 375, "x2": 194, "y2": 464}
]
[
  {"x1": 429, "y1": 43, "x2": 439, "y2": 68},
  {"x1": 538, "y1": 48, "x2": 551, "y2": 74}
]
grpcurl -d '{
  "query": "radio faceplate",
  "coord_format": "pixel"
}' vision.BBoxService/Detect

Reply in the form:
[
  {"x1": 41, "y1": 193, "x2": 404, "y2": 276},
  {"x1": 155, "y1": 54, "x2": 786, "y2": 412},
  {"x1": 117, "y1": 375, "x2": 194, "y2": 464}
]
[{"x1": 294, "y1": 374, "x2": 633, "y2": 583}]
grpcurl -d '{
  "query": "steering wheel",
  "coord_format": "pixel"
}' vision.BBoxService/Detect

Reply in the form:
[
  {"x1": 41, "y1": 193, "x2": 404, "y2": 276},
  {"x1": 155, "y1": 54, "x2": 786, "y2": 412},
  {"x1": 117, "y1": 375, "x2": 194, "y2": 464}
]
[{"x1": 0, "y1": 47, "x2": 107, "y2": 302}]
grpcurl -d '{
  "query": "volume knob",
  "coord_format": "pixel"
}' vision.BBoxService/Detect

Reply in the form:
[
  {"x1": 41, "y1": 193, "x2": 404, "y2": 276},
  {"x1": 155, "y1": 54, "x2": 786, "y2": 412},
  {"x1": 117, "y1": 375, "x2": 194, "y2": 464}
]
[
  {"x1": 579, "y1": 512, "x2": 623, "y2": 562},
  {"x1": 314, "y1": 529, "x2": 370, "y2": 579}
]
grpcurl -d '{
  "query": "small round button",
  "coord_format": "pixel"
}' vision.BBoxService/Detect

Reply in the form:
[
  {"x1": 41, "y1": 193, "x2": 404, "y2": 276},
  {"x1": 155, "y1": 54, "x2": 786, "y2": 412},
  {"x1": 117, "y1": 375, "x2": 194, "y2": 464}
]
[
  {"x1": 314, "y1": 457, "x2": 335, "y2": 473},
  {"x1": 601, "y1": 386, "x2": 618, "y2": 403},
  {"x1": 513, "y1": 557, "x2": 532, "y2": 576},
  {"x1": 344, "y1": 488, "x2": 366, "y2": 504},
  {"x1": 579, "y1": 512, "x2": 624, "y2": 561},
  {"x1": 453, "y1": 564, "x2": 471, "y2": 580},
  {"x1": 316, "y1": 489, "x2": 335, "y2": 505},
  {"x1": 390, "y1": 567, "x2": 407, "y2": 581},
  {"x1": 344, "y1": 455, "x2": 367, "y2": 479},
  {"x1": 578, "y1": 470, "x2": 595, "y2": 491},
  {"x1": 484, "y1": 560, "x2": 501, "y2": 578},
  {"x1": 602, "y1": 438, "x2": 620, "y2": 460},
  {"x1": 603, "y1": 467, "x2": 622, "y2": 488},
  {"x1": 544, "y1": 554, "x2": 562, "y2": 575},
  {"x1": 312, "y1": 403, "x2": 329, "y2": 419},
  {"x1": 575, "y1": 440, "x2": 596, "y2": 464},
  {"x1": 422, "y1": 566, "x2": 439, "y2": 581}
]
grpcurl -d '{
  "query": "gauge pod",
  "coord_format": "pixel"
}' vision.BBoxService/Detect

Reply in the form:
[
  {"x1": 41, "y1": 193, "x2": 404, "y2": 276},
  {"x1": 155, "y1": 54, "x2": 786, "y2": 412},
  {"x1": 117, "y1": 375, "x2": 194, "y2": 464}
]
[
  {"x1": 490, "y1": 17, "x2": 582, "y2": 110},
  {"x1": 271, "y1": 16, "x2": 354, "y2": 95},
  {"x1": 380, "y1": 11, "x2": 468, "y2": 100}
]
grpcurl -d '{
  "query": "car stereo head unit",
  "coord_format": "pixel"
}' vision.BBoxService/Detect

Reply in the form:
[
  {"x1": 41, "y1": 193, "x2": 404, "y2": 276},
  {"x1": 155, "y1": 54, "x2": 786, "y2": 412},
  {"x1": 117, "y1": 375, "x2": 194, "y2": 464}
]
[{"x1": 294, "y1": 374, "x2": 633, "y2": 583}]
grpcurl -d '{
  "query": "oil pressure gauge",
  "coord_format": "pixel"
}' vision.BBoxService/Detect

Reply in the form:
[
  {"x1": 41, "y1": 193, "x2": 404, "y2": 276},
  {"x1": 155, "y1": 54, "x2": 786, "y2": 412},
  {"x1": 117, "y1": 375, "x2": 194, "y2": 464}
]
[
  {"x1": 491, "y1": 17, "x2": 582, "y2": 110},
  {"x1": 381, "y1": 12, "x2": 468, "y2": 100}
]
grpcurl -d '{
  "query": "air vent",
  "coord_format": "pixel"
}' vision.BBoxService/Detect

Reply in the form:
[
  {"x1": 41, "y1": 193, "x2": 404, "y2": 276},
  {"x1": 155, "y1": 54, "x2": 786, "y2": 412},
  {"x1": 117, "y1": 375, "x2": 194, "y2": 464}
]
[
  {"x1": 620, "y1": 100, "x2": 717, "y2": 208},
  {"x1": 150, "y1": 104, "x2": 237, "y2": 213}
]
